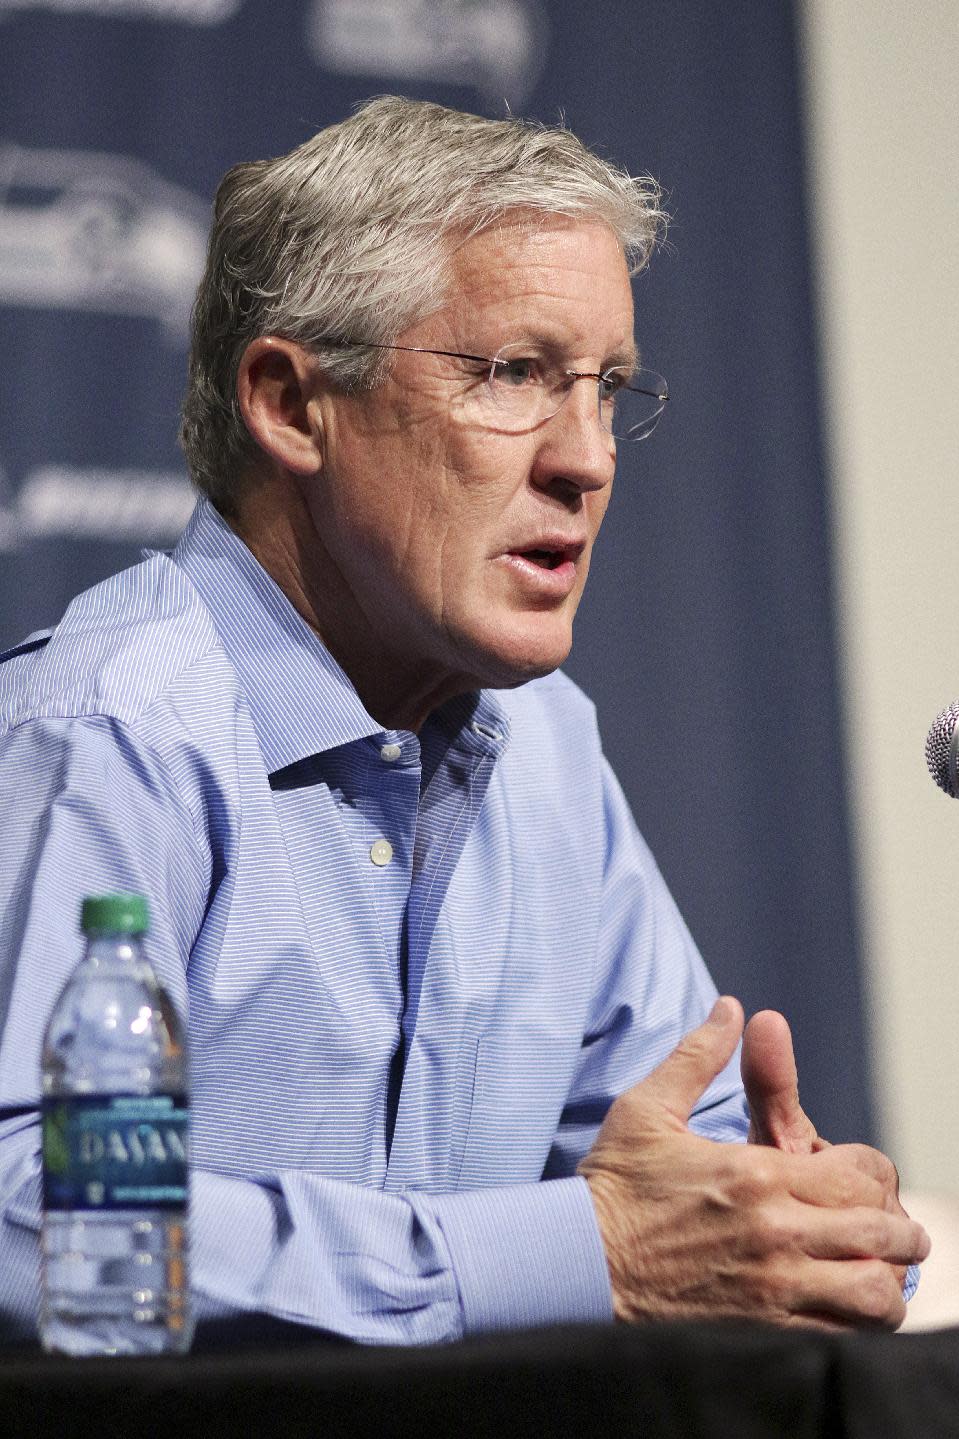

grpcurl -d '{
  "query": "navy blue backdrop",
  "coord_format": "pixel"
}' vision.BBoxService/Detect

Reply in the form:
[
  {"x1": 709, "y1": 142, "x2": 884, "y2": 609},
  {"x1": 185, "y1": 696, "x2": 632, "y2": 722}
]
[{"x1": 0, "y1": 1, "x2": 872, "y2": 1142}]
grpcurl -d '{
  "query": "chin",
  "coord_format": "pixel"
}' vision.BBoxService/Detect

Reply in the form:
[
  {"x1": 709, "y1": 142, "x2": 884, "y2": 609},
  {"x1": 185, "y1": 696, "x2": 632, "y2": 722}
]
[{"x1": 464, "y1": 619, "x2": 574, "y2": 691}]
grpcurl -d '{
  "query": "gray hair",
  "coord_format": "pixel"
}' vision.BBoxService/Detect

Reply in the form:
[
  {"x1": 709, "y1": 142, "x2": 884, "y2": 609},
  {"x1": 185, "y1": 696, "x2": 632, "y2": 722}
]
[{"x1": 180, "y1": 95, "x2": 667, "y2": 512}]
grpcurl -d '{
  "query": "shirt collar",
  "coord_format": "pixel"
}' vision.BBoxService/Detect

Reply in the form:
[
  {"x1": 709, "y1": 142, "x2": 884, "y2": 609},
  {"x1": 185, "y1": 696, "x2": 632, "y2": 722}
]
[
  {"x1": 170, "y1": 498, "x2": 509, "y2": 771},
  {"x1": 171, "y1": 499, "x2": 382, "y2": 770}
]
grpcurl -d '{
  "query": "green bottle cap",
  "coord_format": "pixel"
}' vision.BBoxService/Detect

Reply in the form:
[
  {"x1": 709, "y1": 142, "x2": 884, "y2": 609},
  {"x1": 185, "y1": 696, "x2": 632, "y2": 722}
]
[{"x1": 80, "y1": 893, "x2": 150, "y2": 937}]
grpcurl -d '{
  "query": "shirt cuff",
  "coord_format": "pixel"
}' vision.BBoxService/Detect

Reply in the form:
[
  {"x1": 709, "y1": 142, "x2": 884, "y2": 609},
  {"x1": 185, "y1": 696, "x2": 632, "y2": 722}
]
[
  {"x1": 904, "y1": 1263, "x2": 921, "y2": 1301},
  {"x1": 420, "y1": 1176, "x2": 613, "y2": 1335},
  {"x1": 190, "y1": 1171, "x2": 283, "y2": 1315}
]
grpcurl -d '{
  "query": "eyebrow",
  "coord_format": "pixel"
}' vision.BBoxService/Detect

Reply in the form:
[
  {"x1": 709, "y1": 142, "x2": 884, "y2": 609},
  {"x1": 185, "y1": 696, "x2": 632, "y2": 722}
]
[
  {"x1": 510, "y1": 332, "x2": 641, "y2": 373},
  {"x1": 605, "y1": 342, "x2": 640, "y2": 372}
]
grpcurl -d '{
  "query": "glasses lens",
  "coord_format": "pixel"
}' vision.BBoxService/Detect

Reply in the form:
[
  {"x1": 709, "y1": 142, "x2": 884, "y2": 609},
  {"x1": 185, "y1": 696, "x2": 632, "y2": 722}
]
[
  {"x1": 475, "y1": 343, "x2": 554, "y2": 433},
  {"x1": 603, "y1": 368, "x2": 669, "y2": 441},
  {"x1": 469, "y1": 347, "x2": 669, "y2": 441}
]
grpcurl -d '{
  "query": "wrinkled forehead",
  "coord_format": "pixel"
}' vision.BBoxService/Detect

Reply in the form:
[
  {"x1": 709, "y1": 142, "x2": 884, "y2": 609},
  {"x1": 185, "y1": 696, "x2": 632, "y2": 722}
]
[{"x1": 432, "y1": 212, "x2": 637, "y2": 363}]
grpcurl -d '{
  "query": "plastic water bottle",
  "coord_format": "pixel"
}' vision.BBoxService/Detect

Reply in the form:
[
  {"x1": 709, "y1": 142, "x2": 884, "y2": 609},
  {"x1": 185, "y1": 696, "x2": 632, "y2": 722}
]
[{"x1": 40, "y1": 893, "x2": 192, "y2": 1356}]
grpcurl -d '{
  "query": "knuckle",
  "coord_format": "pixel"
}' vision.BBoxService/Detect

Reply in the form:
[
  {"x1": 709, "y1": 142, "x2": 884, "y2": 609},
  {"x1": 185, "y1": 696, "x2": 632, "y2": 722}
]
[
  {"x1": 753, "y1": 1209, "x2": 799, "y2": 1259},
  {"x1": 857, "y1": 1211, "x2": 891, "y2": 1256},
  {"x1": 857, "y1": 1264, "x2": 902, "y2": 1325},
  {"x1": 671, "y1": 1031, "x2": 715, "y2": 1075},
  {"x1": 731, "y1": 1152, "x2": 778, "y2": 1207},
  {"x1": 824, "y1": 1150, "x2": 878, "y2": 1208},
  {"x1": 847, "y1": 1143, "x2": 899, "y2": 1192}
]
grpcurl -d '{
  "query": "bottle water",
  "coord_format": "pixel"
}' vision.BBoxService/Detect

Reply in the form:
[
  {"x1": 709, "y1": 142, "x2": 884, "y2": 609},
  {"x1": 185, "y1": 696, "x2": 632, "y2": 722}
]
[{"x1": 40, "y1": 893, "x2": 192, "y2": 1356}]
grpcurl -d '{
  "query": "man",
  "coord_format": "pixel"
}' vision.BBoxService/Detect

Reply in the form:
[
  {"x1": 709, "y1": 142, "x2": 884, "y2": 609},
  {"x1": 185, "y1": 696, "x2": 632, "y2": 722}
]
[{"x1": 0, "y1": 97, "x2": 925, "y2": 1343}]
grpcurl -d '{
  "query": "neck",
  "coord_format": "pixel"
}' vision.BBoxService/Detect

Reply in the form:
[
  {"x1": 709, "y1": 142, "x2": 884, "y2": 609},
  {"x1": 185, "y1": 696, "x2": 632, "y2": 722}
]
[{"x1": 228, "y1": 478, "x2": 475, "y2": 734}]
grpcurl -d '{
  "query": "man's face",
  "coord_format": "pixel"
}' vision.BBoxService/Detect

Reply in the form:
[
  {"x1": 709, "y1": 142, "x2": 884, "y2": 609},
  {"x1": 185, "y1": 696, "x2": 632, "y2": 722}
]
[{"x1": 306, "y1": 215, "x2": 636, "y2": 712}]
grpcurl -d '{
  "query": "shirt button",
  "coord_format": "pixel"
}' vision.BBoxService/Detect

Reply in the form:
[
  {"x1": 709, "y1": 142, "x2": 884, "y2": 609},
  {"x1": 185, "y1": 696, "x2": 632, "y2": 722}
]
[
  {"x1": 380, "y1": 743, "x2": 402, "y2": 762},
  {"x1": 370, "y1": 838, "x2": 394, "y2": 867}
]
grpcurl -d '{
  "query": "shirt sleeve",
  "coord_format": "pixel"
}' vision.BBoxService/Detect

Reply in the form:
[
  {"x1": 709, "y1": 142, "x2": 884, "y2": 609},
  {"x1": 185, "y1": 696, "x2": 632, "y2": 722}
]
[
  {"x1": 538, "y1": 757, "x2": 922, "y2": 1305},
  {"x1": 0, "y1": 1151, "x2": 612, "y2": 1344},
  {"x1": 543, "y1": 756, "x2": 750, "y2": 1185},
  {"x1": 0, "y1": 715, "x2": 613, "y2": 1345}
]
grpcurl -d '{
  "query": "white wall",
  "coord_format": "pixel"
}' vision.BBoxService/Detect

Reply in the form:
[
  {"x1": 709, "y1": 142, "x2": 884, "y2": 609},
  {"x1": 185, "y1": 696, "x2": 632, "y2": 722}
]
[{"x1": 798, "y1": 1, "x2": 959, "y2": 1191}]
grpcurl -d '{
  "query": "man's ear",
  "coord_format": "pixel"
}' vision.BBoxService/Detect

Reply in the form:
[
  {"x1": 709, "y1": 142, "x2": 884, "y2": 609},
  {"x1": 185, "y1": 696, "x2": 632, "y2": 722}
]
[{"x1": 237, "y1": 337, "x2": 325, "y2": 477}]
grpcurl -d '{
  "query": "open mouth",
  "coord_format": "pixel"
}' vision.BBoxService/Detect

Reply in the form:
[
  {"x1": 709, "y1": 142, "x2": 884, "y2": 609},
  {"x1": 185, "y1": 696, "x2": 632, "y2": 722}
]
[
  {"x1": 502, "y1": 542, "x2": 583, "y2": 591},
  {"x1": 518, "y1": 548, "x2": 565, "y2": 570}
]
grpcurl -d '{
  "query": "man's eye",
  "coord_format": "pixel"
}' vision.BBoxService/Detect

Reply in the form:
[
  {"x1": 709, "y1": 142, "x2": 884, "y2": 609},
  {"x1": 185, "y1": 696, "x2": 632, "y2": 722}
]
[
  {"x1": 599, "y1": 372, "x2": 626, "y2": 400},
  {"x1": 492, "y1": 358, "x2": 537, "y2": 387}
]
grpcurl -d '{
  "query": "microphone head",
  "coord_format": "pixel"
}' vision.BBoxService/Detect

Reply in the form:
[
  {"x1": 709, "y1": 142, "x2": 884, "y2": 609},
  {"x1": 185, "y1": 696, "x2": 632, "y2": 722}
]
[{"x1": 926, "y1": 702, "x2": 959, "y2": 797}]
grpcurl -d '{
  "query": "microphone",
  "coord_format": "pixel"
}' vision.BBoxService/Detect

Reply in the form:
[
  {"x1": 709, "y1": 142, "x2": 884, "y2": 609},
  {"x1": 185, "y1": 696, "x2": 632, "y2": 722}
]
[{"x1": 926, "y1": 702, "x2": 959, "y2": 797}]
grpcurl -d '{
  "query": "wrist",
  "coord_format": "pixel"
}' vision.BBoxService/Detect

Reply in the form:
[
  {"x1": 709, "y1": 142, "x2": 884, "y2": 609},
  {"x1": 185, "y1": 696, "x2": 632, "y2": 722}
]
[{"x1": 579, "y1": 1168, "x2": 636, "y2": 1323}]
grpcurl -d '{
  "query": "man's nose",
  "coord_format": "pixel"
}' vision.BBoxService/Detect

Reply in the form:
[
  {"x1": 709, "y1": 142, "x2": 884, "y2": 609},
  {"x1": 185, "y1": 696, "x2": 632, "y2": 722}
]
[{"x1": 533, "y1": 378, "x2": 616, "y2": 494}]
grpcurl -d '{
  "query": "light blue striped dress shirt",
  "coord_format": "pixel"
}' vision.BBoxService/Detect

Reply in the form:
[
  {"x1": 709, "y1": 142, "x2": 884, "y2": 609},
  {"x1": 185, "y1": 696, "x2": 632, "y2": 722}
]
[{"x1": 0, "y1": 497, "x2": 752, "y2": 1343}]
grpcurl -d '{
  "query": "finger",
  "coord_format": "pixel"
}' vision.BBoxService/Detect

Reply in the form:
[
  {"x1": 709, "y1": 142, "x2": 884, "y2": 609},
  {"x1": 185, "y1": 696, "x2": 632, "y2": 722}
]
[
  {"x1": 742, "y1": 1009, "x2": 820, "y2": 1152},
  {"x1": 829, "y1": 1143, "x2": 902, "y2": 1204},
  {"x1": 634, "y1": 996, "x2": 744, "y2": 1127},
  {"x1": 787, "y1": 1258, "x2": 909, "y2": 1330},
  {"x1": 780, "y1": 1147, "x2": 890, "y2": 1211},
  {"x1": 793, "y1": 1205, "x2": 930, "y2": 1267}
]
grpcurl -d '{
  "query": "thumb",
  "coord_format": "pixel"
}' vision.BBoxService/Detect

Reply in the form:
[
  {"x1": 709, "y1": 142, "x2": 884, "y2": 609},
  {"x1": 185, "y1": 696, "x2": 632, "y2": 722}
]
[
  {"x1": 636, "y1": 996, "x2": 744, "y2": 1128},
  {"x1": 742, "y1": 1009, "x2": 821, "y2": 1152}
]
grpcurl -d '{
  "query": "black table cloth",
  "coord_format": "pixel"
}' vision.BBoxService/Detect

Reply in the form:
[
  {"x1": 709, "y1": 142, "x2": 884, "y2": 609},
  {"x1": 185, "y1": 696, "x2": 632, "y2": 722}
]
[{"x1": 2, "y1": 1319, "x2": 959, "y2": 1438}]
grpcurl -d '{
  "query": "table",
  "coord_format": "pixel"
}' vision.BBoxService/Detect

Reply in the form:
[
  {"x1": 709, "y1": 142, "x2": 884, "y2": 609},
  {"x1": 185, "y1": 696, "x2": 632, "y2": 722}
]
[{"x1": 2, "y1": 1318, "x2": 959, "y2": 1438}]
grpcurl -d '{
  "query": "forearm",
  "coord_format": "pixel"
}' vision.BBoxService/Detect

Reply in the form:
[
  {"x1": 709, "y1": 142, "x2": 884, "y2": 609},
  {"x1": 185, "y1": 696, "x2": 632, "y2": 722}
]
[
  {"x1": 192, "y1": 1169, "x2": 613, "y2": 1342},
  {"x1": 0, "y1": 1146, "x2": 612, "y2": 1345}
]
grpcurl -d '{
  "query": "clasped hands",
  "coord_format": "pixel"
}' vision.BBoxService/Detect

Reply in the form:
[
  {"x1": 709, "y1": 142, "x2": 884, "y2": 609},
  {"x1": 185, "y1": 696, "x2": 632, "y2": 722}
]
[{"x1": 578, "y1": 997, "x2": 929, "y2": 1330}]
